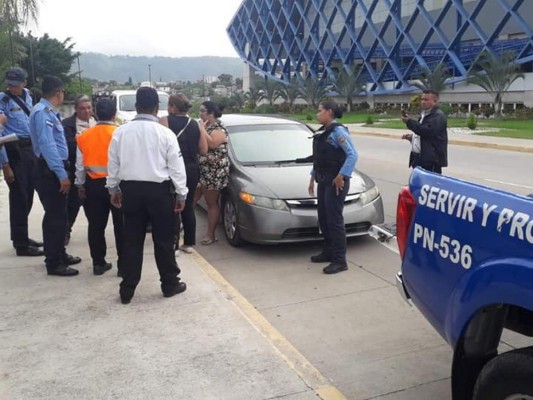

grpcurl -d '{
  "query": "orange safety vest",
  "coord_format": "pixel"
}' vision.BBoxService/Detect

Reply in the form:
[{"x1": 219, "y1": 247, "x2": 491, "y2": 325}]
[{"x1": 76, "y1": 123, "x2": 116, "y2": 179}]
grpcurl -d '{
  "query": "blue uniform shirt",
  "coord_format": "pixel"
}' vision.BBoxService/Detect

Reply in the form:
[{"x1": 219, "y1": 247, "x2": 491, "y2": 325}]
[
  {"x1": 30, "y1": 98, "x2": 68, "y2": 180},
  {"x1": 0, "y1": 88, "x2": 33, "y2": 164},
  {"x1": 311, "y1": 123, "x2": 358, "y2": 177}
]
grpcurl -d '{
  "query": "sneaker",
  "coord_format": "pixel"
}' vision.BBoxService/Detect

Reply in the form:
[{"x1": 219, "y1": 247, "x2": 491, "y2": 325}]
[
  {"x1": 179, "y1": 245, "x2": 194, "y2": 254},
  {"x1": 323, "y1": 262, "x2": 348, "y2": 274}
]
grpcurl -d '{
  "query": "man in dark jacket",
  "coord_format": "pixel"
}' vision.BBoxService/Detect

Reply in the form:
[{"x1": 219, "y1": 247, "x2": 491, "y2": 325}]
[
  {"x1": 401, "y1": 89, "x2": 448, "y2": 174},
  {"x1": 61, "y1": 95, "x2": 96, "y2": 244}
]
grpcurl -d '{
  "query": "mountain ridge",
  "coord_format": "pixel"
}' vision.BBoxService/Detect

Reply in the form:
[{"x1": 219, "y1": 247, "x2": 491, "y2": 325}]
[{"x1": 74, "y1": 52, "x2": 244, "y2": 83}]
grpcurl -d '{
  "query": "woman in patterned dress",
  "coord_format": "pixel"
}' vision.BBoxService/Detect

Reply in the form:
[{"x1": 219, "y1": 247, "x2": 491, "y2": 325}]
[{"x1": 194, "y1": 101, "x2": 229, "y2": 245}]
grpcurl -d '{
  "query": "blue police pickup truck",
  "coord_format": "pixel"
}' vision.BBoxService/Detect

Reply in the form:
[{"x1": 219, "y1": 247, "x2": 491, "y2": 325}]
[{"x1": 374, "y1": 167, "x2": 533, "y2": 400}]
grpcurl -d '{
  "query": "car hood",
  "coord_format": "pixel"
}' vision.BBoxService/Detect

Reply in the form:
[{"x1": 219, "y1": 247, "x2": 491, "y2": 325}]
[{"x1": 239, "y1": 164, "x2": 368, "y2": 199}]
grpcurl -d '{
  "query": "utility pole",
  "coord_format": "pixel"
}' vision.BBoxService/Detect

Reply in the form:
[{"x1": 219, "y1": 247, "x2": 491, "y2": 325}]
[
  {"x1": 148, "y1": 64, "x2": 152, "y2": 88},
  {"x1": 77, "y1": 55, "x2": 83, "y2": 93},
  {"x1": 28, "y1": 31, "x2": 36, "y2": 87}
]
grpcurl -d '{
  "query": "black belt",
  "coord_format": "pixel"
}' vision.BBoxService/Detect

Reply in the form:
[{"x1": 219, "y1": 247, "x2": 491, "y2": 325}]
[{"x1": 18, "y1": 137, "x2": 32, "y2": 147}]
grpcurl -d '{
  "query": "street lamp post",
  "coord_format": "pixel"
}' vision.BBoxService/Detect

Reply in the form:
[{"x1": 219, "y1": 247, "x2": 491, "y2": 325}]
[{"x1": 148, "y1": 64, "x2": 152, "y2": 88}]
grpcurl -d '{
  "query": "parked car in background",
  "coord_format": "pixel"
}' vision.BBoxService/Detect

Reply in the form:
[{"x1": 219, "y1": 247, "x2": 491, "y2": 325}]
[
  {"x1": 110, "y1": 89, "x2": 169, "y2": 124},
  {"x1": 218, "y1": 114, "x2": 384, "y2": 246}
]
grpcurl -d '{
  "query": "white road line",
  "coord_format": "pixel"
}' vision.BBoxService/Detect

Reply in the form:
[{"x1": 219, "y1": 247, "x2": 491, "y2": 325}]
[{"x1": 484, "y1": 179, "x2": 533, "y2": 190}]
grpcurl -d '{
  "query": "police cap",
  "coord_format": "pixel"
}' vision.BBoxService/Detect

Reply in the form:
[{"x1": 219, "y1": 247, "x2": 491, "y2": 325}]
[{"x1": 5, "y1": 67, "x2": 27, "y2": 85}]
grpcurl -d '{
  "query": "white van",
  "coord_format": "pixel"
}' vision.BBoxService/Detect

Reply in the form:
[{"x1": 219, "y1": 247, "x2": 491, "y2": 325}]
[{"x1": 111, "y1": 89, "x2": 169, "y2": 124}]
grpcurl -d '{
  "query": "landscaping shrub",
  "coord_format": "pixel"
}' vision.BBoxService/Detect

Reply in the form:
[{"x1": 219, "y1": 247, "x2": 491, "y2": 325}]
[{"x1": 467, "y1": 113, "x2": 477, "y2": 130}]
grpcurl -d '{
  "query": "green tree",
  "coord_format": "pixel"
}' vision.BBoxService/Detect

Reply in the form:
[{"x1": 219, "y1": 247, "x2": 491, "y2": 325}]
[
  {"x1": 411, "y1": 63, "x2": 450, "y2": 94},
  {"x1": 18, "y1": 34, "x2": 78, "y2": 87},
  {"x1": 244, "y1": 87, "x2": 262, "y2": 110},
  {"x1": 277, "y1": 76, "x2": 301, "y2": 113},
  {"x1": 467, "y1": 51, "x2": 524, "y2": 117},
  {"x1": 299, "y1": 75, "x2": 327, "y2": 108},
  {"x1": 230, "y1": 91, "x2": 245, "y2": 111},
  {"x1": 0, "y1": 0, "x2": 39, "y2": 65},
  {"x1": 332, "y1": 65, "x2": 366, "y2": 112},
  {"x1": 258, "y1": 77, "x2": 280, "y2": 106},
  {"x1": 217, "y1": 73, "x2": 233, "y2": 87}
]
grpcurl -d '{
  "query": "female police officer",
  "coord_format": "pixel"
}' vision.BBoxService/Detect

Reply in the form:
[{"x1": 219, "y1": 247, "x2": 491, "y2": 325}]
[{"x1": 308, "y1": 100, "x2": 358, "y2": 274}]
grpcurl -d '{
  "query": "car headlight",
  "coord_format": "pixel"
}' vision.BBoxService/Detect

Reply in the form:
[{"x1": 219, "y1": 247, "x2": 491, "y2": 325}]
[
  {"x1": 359, "y1": 186, "x2": 380, "y2": 206},
  {"x1": 239, "y1": 192, "x2": 289, "y2": 211}
]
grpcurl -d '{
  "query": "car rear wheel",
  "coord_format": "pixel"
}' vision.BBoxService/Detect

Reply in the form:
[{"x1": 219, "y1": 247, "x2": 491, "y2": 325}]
[
  {"x1": 223, "y1": 199, "x2": 243, "y2": 247},
  {"x1": 473, "y1": 347, "x2": 533, "y2": 400}
]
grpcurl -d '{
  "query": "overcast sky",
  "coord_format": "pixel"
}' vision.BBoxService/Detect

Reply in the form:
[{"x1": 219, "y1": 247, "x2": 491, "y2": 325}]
[{"x1": 28, "y1": 0, "x2": 244, "y2": 58}]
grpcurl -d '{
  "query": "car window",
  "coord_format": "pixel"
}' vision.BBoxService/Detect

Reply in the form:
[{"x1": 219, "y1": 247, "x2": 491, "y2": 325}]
[
  {"x1": 158, "y1": 93, "x2": 169, "y2": 110},
  {"x1": 227, "y1": 124, "x2": 313, "y2": 163},
  {"x1": 119, "y1": 95, "x2": 136, "y2": 111}
]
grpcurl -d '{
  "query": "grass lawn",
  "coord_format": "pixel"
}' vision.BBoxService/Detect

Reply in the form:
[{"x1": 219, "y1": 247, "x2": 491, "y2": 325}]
[{"x1": 287, "y1": 111, "x2": 533, "y2": 139}]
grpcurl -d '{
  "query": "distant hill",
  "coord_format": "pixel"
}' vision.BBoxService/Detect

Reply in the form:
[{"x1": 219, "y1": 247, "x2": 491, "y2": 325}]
[{"x1": 74, "y1": 53, "x2": 244, "y2": 83}]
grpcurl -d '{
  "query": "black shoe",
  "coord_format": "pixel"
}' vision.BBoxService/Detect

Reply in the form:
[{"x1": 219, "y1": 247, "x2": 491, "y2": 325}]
[
  {"x1": 47, "y1": 266, "x2": 79, "y2": 277},
  {"x1": 93, "y1": 262, "x2": 112, "y2": 276},
  {"x1": 119, "y1": 288, "x2": 134, "y2": 304},
  {"x1": 63, "y1": 254, "x2": 82, "y2": 265},
  {"x1": 16, "y1": 246, "x2": 45, "y2": 257},
  {"x1": 323, "y1": 262, "x2": 348, "y2": 274},
  {"x1": 28, "y1": 238, "x2": 44, "y2": 247},
  {"x1": 64, "y1": 232, "x2": 71, "y2": 246},
  {"x1": 163, "y1": 282, "x2": 187, "y2": 298},
  {"x1": 310, "y1": 252, "x2": 331, "y2": 263}
]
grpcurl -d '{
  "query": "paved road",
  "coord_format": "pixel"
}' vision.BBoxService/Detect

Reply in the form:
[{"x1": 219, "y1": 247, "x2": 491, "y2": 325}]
[
  {"x1": 2, "y1": 129, "x2": 531, "y2": 400},
  {"x1": 194, "y1": 134, "x2": 533, "y2": 399}
]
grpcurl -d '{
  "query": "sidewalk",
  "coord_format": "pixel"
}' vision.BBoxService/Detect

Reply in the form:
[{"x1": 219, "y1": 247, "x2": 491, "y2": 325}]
[
  {"x1": 347, "y1": 124, "x2": 533, "y2": 153},
  {"x1": 0, "y1": 183, "x2": 343, "y2": 400}
]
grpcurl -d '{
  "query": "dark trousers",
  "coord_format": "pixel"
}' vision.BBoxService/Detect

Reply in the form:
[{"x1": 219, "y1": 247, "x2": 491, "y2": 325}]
[
  {"x1": 7, "y1": 144, "x2": 36, "y2": 249},
  {"x1": 66, "y1": 182, "x2": 81, "y2": 234},
  {"x1": 33, "y1": 164, "x2": 67, "y2": 269},
  {"x1": 176, "y1": 166, "x2": 199, "y2": 246},
  {"x1": 84, "y1": 177, "x2": 123, "y2": 269},
  {"x1": 317, "y1": 173, "x2": 350, "y2": 265},
  {"x1": 120, "y1": 181, "x2": 181, "y2": 296},
  {"x1": 409, "y1": 152, "x2": 442, "y2": 174}
]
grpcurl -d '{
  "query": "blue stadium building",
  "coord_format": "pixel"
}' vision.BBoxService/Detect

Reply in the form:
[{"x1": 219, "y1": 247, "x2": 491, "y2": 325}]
[{"x1": 227, "y1": 0, "x2": 533, "y2": 107}]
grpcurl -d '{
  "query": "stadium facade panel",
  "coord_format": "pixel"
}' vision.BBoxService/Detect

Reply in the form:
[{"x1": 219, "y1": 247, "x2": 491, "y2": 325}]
[{"x1": 227, "y1": 0, "x2": 533, "y2": 94}]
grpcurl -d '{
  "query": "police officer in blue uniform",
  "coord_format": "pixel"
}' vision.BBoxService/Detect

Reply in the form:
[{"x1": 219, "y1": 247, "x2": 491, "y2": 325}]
[
  {"x1": 308, "y1": 100, "x2": 358, "y2": 274},
  {"x1": 30, "y1": 76, "x2": 82, "y2": 276},
  {"x1": 0, "y1": 67, "x2": 44, "y2": 256}
]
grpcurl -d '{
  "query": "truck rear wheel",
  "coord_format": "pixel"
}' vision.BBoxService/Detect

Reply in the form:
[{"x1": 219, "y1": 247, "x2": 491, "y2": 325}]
[{"x1": 473, "y1": 347, "x2": 533, "y2": 400}]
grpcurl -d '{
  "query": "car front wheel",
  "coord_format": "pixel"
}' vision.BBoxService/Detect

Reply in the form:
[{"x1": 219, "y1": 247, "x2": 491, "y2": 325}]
[{"x1": 222, "y1": 198, "x2": 243, "y2": 247}]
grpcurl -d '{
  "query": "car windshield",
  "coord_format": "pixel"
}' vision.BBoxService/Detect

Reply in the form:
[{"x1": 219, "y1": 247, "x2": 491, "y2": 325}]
[
  {"x1": 227, "y1": 124, "x2": 313, "y2": 164},
  {"x1": 118, "y1": 93, "x2": 169, "y2": 112}
]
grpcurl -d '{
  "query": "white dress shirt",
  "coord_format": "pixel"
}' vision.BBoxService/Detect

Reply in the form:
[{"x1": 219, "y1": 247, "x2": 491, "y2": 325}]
[{"x1": 106, "y1": 114, "x2": 188, "y2": 200}]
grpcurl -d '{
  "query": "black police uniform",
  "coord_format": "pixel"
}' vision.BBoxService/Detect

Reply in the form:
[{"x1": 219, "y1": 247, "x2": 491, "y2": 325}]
[{"x1": 313, "y1": 123, "x2": 350, "y2": 267}]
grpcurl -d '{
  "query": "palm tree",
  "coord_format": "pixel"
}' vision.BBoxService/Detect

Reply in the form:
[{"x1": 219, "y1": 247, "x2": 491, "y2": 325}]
[
  {"x1": 230, "y1": 91, "x2": 245, "y2": 111},
  {"x1": 0, "y1": 0, "x2": 40, "y2": 65},
  {"x1": 258, "y1": 78, "x2": 280, "y2": 106},
  {"x1": 467, "y1": 51, "x2": 524, "y2": 117},
  {"x1": 299, "y1": 75, "x2": 328, "y2": 108},
  {"x1": 332, "y1": 65, "x2": 366, "y2": 112},
  {"x1": 244, "y1": 87, "x2": 262, "y2": 110},
  {"x1": 277, "y1": 76, "x2": 301, "y2": 113},
  {"x1": 411, "y1": 63, "x2": 450, "y2": 95}
]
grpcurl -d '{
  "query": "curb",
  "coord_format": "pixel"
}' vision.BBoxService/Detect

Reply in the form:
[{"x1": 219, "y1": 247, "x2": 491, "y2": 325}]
[
  {"x1": 350, "y1": 130, "x2": 533, "y2": 154},
  {"x1": 192, "y1": 251, "x2": 349, "y2": 400}
]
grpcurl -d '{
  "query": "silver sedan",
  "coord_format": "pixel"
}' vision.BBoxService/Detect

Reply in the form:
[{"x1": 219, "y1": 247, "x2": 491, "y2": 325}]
[{"x1": 219, "y1": 114, "x2": 384, "y2": 246}]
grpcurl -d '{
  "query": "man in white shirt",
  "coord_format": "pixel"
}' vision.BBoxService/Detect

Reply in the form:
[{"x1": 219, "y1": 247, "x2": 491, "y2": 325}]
[{"x1": 106, "y1": 87, "x2": 188, "y2": 304}]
